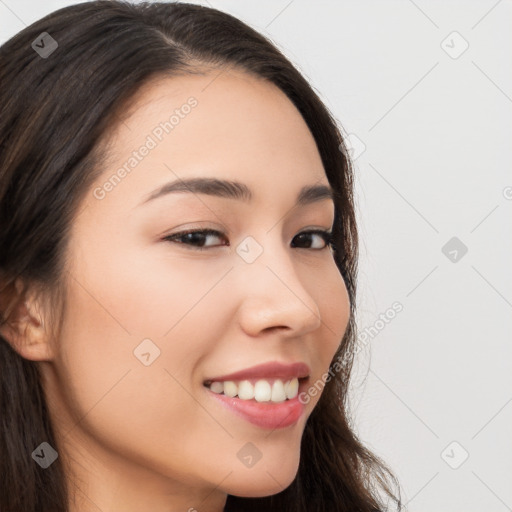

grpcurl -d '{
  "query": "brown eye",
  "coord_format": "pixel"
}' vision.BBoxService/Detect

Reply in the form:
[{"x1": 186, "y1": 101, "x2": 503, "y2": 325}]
[
  {"x1": 292, "y1": 230, "x2": 334, "y2": 250},
  {"x1": 163, "y1": 229, "x2": 227, "y2": 250}
]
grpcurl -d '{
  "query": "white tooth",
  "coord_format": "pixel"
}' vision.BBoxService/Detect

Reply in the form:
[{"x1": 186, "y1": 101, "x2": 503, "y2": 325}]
[
  {"x1": 237, "y1": 380, "x2": 254, "y2": 400},
  {"x1": 209, "y1": 381, "x2": 224, "y2": 394},
  {"x1": 284, "y1": 378, "x2": 299, "y2": 399},
  {"x1": 271, "y1": 379, "x2": 287, "y2": 402},
  {"x1": 254, "y1": 380, "x2": 272, "y2": 402},
  {"x1": 223, "y1": 381, "x2": 238, "y2": 398}
]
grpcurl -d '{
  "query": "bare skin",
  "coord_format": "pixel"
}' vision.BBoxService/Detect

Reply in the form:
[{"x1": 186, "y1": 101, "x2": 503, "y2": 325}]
[{"x1": 8, "y1": 68, "x2": 350, "y2": 511}]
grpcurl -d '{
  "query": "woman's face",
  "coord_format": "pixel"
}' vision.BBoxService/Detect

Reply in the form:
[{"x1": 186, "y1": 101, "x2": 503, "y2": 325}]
[{"x1": 40, "y1": 68, "x2": 351, "y2": 511}]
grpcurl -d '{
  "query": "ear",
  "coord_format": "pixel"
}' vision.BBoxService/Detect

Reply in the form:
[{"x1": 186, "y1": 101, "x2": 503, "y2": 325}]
[{"x1": 0, "y1": 277, "x2": 54, "y2": 361}]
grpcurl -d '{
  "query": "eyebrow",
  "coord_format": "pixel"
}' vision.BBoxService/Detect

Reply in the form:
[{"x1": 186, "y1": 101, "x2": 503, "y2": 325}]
[{"x1": 140, "y1": 177, "x2": 335, "y2": 207}]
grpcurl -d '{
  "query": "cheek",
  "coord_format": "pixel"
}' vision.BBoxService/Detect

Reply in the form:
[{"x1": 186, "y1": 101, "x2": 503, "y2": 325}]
[
  {"x1": 82, "y1": 240, "x2": 231, "y2": 337},
  {"x1": 304, "y1": 263, "x2": 350, "y2": 405},
  {"x1": 58, "y1": 242, "x2": 225, "y2": 394},
  {"x1": 318, "y1": 263, "x2": 351, "y2": 351},
  {"x1": 52, "y1": 272, "x2": 223, "y2": 477},
  {"x1": 57, "y1": 231, "x2": 237, "y2": 436}
]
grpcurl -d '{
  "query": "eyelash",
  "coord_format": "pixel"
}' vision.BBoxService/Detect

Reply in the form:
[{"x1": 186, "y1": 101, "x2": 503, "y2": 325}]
[{"x1": 162, "y1": 228, "x2": 335, "y2": 252}]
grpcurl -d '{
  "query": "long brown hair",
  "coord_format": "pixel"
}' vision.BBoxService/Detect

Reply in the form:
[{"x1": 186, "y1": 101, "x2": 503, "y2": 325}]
[{"x1": 0, "y1": 2, "x2": 402, "y2": 510}]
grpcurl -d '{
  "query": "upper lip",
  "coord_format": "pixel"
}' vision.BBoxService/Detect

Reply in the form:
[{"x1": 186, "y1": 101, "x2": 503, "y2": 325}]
[{"x1": 204, "y1": 361, "x2": 310, "y2": 383}]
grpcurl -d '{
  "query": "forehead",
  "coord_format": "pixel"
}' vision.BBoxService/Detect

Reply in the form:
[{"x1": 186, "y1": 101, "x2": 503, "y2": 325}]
[{"x1": 87, "y1": 68, "x2": 329, "y2": 215}]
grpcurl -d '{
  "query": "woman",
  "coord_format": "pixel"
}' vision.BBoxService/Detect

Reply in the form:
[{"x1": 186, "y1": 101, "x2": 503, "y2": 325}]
[{"x1": 0, "y1": 1, "x2": 402, "y2": 511}]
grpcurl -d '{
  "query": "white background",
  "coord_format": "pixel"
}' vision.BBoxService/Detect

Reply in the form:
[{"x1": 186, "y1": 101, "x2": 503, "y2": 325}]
[{"x1": 1, "y1": 1, "x2": 511, "y2": 510}]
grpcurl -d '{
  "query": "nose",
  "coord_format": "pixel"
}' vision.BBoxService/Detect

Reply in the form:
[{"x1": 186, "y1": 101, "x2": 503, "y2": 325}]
[{"x1": 234, "y1": 234, "x2": 322, "y2": 338}]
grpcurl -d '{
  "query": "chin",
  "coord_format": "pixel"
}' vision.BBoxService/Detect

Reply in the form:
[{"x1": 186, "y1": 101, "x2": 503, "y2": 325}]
[{"x1": 224, "y1": 458, "x2": 299, "y2": 498}]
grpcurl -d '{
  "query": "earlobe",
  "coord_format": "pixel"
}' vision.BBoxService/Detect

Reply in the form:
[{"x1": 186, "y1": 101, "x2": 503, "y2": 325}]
[
  {"x1": 1, "y1": 326, "x2": 53, "y2": 362},
  {"x1": 0, "y1": 282, "x2": 54, "y2": 362}
]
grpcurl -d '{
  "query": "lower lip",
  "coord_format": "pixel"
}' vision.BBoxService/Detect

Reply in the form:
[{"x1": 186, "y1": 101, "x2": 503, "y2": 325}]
[{"x1": 207, "y1": 388, "x2": 306, "y2": 429}]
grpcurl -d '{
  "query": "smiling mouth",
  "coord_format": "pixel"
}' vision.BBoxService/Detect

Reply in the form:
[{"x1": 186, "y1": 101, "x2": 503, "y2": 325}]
[{"x1": 203, "y1": 376, "x2": 309, "y2": 403}]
